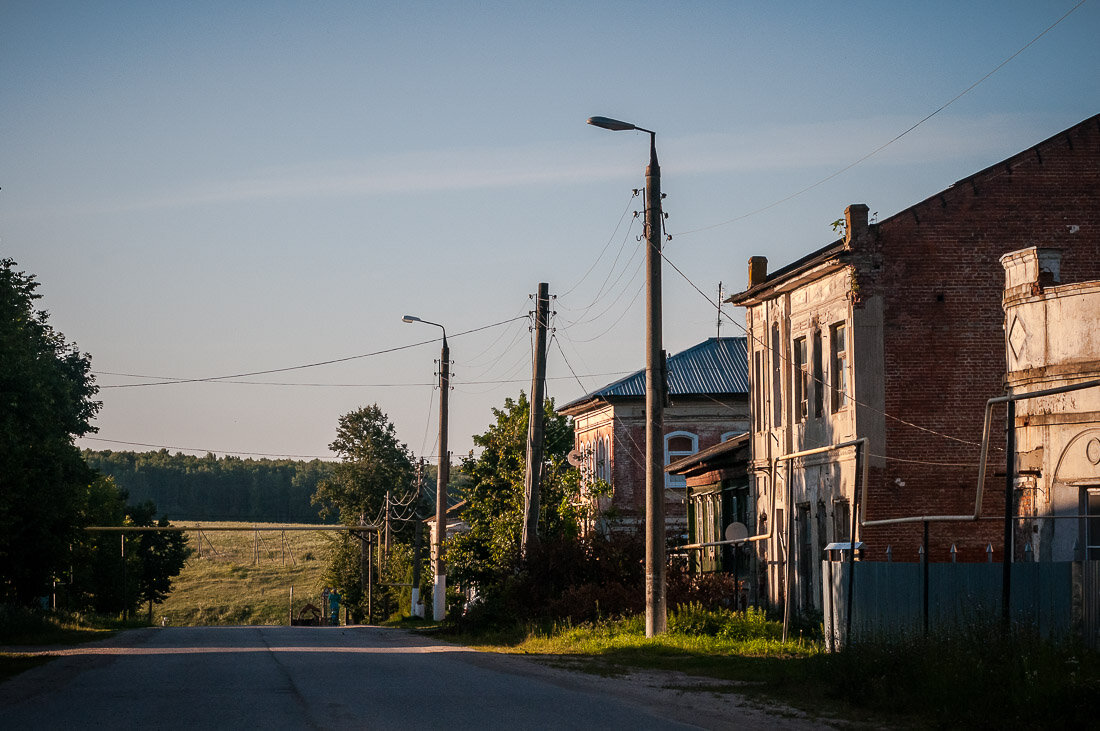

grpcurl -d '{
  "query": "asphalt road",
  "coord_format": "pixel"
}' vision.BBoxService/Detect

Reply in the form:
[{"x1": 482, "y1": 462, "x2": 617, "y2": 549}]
[{"x1": 0, "y1": 626, "x2": 816, "y2": 729}]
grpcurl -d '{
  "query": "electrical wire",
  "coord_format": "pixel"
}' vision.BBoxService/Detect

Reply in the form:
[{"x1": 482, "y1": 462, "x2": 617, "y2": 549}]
[
  {"x1": 81, "y1": 436, "x2": 335, "y2": 460},
  {"x1": 659, "y1": 247, "x2": 998, "y2": 450},
  {"x1": 95, "y1": 315, "x2": 529, "y2": 388},
  {"x1": 559, "y1": 189, "x2": 640, "y2": 298},
  {"x1": 672, "y1": 0, "x2": 1089, "y2": 238}
]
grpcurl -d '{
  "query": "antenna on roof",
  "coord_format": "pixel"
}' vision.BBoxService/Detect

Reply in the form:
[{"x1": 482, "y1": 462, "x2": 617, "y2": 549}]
[{"x1": 716, "y1": 282, "x2": 725, "y2": 339}]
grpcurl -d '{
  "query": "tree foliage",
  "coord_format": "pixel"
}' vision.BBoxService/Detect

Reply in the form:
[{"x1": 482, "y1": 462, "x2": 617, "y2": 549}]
[
  {"x1": 312, "y1": 405, "x2": 415, "y2": 525},
  {"x1": 84, "y1": 449, "x2": 333, "y2": 522},
  {"x1": 448, "y1": 392, "x2": 583, "y2": 592},
  {"x1": 0, "y1": 258, "x2": 100, "y2": 604},
  {"x1": 68, "y1": 477, "x2": 191, "y2": 617},
  {"x1": 311, "y1": 405, "x2": 415, "y2": 621}
]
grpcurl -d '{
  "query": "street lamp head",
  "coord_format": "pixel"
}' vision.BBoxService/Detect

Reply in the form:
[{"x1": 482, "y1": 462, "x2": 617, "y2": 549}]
[
  {"x1": 401, "y1": 315, "x2": 421, "y2": 324},
  {"x1": 587, "y1": 116, "x2": 637, "y2": 132}
]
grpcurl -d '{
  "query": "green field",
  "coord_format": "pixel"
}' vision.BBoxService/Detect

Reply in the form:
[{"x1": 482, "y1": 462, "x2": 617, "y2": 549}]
[{"x1": 157, "y1": 523, "x2": 339, "y2": 626}]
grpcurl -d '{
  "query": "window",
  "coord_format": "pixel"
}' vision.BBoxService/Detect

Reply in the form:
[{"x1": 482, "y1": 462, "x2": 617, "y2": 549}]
[
  {"x1": 753, "y1": 350, "x2": 764, "y2": 431},
  {"x1": 812, "y1": 329, "x2": 824, "y2": 418},
  {"x1": 793, "y1": 337, "x2": 809, "y2": 423},
  {"x1": 831, "y1": 322, "x2": 849, "y2": 412},
  {"x1": 771, "y1": 323, "x2": 783, "y2": 426},
  {"x1": 665, "y1": 431, "x2": 698, "y2": 490},
  {"x1": 833, "y1": 499, "x2": 851, "y2": 542}
]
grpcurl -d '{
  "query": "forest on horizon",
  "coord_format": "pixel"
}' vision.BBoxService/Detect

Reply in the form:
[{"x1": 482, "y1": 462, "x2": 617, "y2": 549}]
[{"x1": 83, "y1": 449, "x2": 338, "y2": 523}]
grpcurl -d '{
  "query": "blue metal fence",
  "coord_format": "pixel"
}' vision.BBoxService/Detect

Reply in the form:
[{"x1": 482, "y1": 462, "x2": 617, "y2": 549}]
[{"x1": 823, "y1": 560, "x2": 1088, "y2": 650}]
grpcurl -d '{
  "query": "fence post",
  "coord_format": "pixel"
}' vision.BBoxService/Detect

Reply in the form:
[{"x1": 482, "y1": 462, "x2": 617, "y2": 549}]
[{"x1": 921, "y1": 521, "x2": 929, "y2": 635}]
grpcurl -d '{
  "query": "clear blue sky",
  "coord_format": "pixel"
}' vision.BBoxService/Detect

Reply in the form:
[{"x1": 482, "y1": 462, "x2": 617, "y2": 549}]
[{"x1": 2, "y1": 1, "x2": 1097, "y2": 461}]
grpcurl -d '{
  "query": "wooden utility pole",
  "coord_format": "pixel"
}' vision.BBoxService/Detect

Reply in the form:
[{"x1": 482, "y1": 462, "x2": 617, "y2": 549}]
[
  {"x1": 384, "y1": 490, "x2": 391, "y2": 558},
  {"x1": 359, "y1": 513, "x2": 368, "y2": 622},
  {"x1": 411, "y1": 519, "x2": 423, "y2": 617},
  {"x1": 411, "y1": 458, "x2": 424, "y2": 617},
  {"x1": 522, "y1": 282, "x2": 550, "y2": 555}
]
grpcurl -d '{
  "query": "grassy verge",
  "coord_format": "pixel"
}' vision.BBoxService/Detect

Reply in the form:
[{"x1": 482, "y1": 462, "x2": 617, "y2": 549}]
[{"x1": 437, "y1": 607, "x2": 1100, "y2": 728}]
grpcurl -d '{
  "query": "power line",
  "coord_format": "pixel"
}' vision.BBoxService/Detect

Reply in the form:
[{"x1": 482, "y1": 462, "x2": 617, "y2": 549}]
[
  {"x1": 81, "y1": 436, "x2": 336, "y2": 460},
  {"x1": 95, "y1": 315, "x2": 529, "y2": 388},
  {"x1": 660, "y1": 248, "x2": 996, "y2": 450},
  {"x1": 673, "y1": 0, "x2": 1089, "y2": 238},
  {"x1": 559, "y1": 189, "x2": 640, "y2": 297}
]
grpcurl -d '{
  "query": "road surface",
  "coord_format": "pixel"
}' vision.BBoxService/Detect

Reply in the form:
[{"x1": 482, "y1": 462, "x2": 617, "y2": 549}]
[{"x1": 0, "y1": 626, "x2": 816, "y2": 729}]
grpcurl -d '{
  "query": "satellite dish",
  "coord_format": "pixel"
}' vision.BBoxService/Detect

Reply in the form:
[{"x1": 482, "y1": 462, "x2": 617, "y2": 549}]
[
  {"x1": 724, "y1": 522, "x2": 749, "y2": 543},
  {"x1": 566, "y1": 449, "x2": 584, "y2": 468}
]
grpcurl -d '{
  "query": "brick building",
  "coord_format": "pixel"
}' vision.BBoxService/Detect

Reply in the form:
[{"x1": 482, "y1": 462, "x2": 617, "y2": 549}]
[
  {"x1": 728, "y1": 114, "x2": 1100, "y2": 613},
  {"x1": 558, "y1": 337, "x2": 749, "y2": 535}
]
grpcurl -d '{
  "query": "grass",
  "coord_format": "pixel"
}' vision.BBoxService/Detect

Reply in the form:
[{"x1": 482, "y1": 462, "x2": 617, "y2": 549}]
[
  {"x1": 155, "y1": 522, "x2": 334, "y2": 626},
  {"x1": 439, "y1": 606, "x2": 1100, "y2": 728}
]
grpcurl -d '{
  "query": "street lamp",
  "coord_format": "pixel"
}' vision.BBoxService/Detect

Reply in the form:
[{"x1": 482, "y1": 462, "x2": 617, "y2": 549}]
[
  {"x1": 402, "y1": 314, "x2": 450, "y2": 622},
  {"x1": 587, "y1": 115, "x2": 667, "y2": 636}
]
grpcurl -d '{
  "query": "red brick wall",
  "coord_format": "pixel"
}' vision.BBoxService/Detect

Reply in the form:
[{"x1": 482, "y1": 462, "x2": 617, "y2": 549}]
[{"x1": 859, "y1": 116, "x2": 1100, "y2": 561}]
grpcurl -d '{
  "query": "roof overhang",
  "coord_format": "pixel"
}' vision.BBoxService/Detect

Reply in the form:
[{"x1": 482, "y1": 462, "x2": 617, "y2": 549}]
[{"x1": 727, "y1": 243, "x2": 848, "y2": 307}]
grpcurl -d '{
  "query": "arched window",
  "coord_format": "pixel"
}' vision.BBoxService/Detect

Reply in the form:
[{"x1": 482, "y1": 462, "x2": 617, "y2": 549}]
[
  {"x1": 664, "y1": 431, "x2": 698, "y2": 490},
  {"x1": 720, "y1": 431, "x2": 742, "y2": 443}
]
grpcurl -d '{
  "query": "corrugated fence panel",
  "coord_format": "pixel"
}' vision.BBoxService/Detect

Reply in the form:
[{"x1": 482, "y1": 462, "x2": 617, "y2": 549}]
[
  {"x1": 1085, "y1": 561, "x2": 1100, "y2": 650},
  {"x1": 824, "y1": 561, "x2": 1080, "y2": 648}
]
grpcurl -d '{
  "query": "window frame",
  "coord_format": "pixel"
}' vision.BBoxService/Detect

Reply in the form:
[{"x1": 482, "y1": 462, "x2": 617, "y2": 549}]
[
  {"x1": 664, "y1": 430, "x2": 699, "y2": 490},
  {"x1": 830, "y1": 322, "x2": 849, "y2": 413}
]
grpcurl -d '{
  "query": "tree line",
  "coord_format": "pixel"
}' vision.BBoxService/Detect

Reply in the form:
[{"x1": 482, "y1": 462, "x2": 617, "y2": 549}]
[{"x1": 83, "y1": 450, "x2": 336, "y2": 523}]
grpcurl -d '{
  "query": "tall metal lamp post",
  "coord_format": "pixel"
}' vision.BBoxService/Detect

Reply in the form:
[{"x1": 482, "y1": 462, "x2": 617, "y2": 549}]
[
  {"x1": 402, "y1": 314, "x2": 450, "y2": 622},
  {"x1": 586, "y1": 115, "x2": 666, "y2": 636}
]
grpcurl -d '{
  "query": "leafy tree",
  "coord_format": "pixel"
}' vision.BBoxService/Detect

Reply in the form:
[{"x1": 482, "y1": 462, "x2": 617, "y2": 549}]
[
  {"x1": 0, "y1": 258, "x2": 100, "y2": 604},
  {"x1": 128, "y1": 501, "x2": 192, "y2": 621},
  {"x1": 68, "y1": 477, "x2": 191, "y2": 618},
  {"x1": 448, "y1": 392, "x2": 583, "y2": 593},
  {"x1": 312, "y1": 405, "x2": 415, "y2": 619}
]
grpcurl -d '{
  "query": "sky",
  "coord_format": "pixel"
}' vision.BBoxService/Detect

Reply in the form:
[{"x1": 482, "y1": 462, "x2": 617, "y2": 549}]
[{"x1": 2, "y1": 1, "x2": 1098, "y2": 463}]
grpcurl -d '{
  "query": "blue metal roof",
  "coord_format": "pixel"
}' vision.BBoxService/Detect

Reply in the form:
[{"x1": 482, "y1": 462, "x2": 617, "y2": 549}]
[{"x1": 561, "y1": 337, "x2": 748, "y2": 410}]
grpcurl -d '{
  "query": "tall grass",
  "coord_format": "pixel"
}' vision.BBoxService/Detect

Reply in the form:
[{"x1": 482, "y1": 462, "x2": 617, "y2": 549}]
[{"x1": 456, "y1": 605, "x2": 1099, "y2": 727}]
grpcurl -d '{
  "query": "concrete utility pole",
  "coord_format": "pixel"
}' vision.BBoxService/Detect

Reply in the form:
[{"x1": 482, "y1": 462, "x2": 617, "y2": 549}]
[
  {"x1": 587, "y1": 116, "x2": 666, "y2": 636},
  {"x1": 402, "y1": 314, "x2": 450, "y2": 622},
  {"x1": 435, "y1": 340, "x2": 450, "y2": 622},
  {"x1": 522, "y1": 282, "x2": 550, "y2": 555}
]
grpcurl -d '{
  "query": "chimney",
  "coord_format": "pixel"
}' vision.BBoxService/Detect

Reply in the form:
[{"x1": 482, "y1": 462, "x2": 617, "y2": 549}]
[
  {"x1": 748, "y1": 256, "x2": 768, "y2": 288},
  {"x1": 844, "y1": 203, "x2": 869, "y2": 247}
]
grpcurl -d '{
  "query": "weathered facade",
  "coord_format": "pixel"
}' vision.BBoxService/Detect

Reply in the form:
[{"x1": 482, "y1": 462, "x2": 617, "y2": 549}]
[
  {"x1": 1002, "y1": 246, "x2": 1100, "y2": 562},
  {"x1": 558, "y1": 338, "x2": 750, "y2": 535},
  {"x1": 729, "y1": 114, "x2": 1100, "y2": 614}
]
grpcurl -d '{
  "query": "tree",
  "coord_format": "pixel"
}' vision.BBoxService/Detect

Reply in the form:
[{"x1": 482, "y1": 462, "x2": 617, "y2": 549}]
[
  {"x1": 0, "y1": 258, "x2": 100, "y2": 604},
  {"x1": 68, "y1": 478, "x2": 191, "y2": 618},
  {"x1": 312, "y1": 405, "x2": 414, "y2": 619},
  {"x1": 127, "y1": 501, "x2": 192, "y2": 621},
  {"x1": 448, "y1": 392, "x2": 583, "y2": 593}
]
